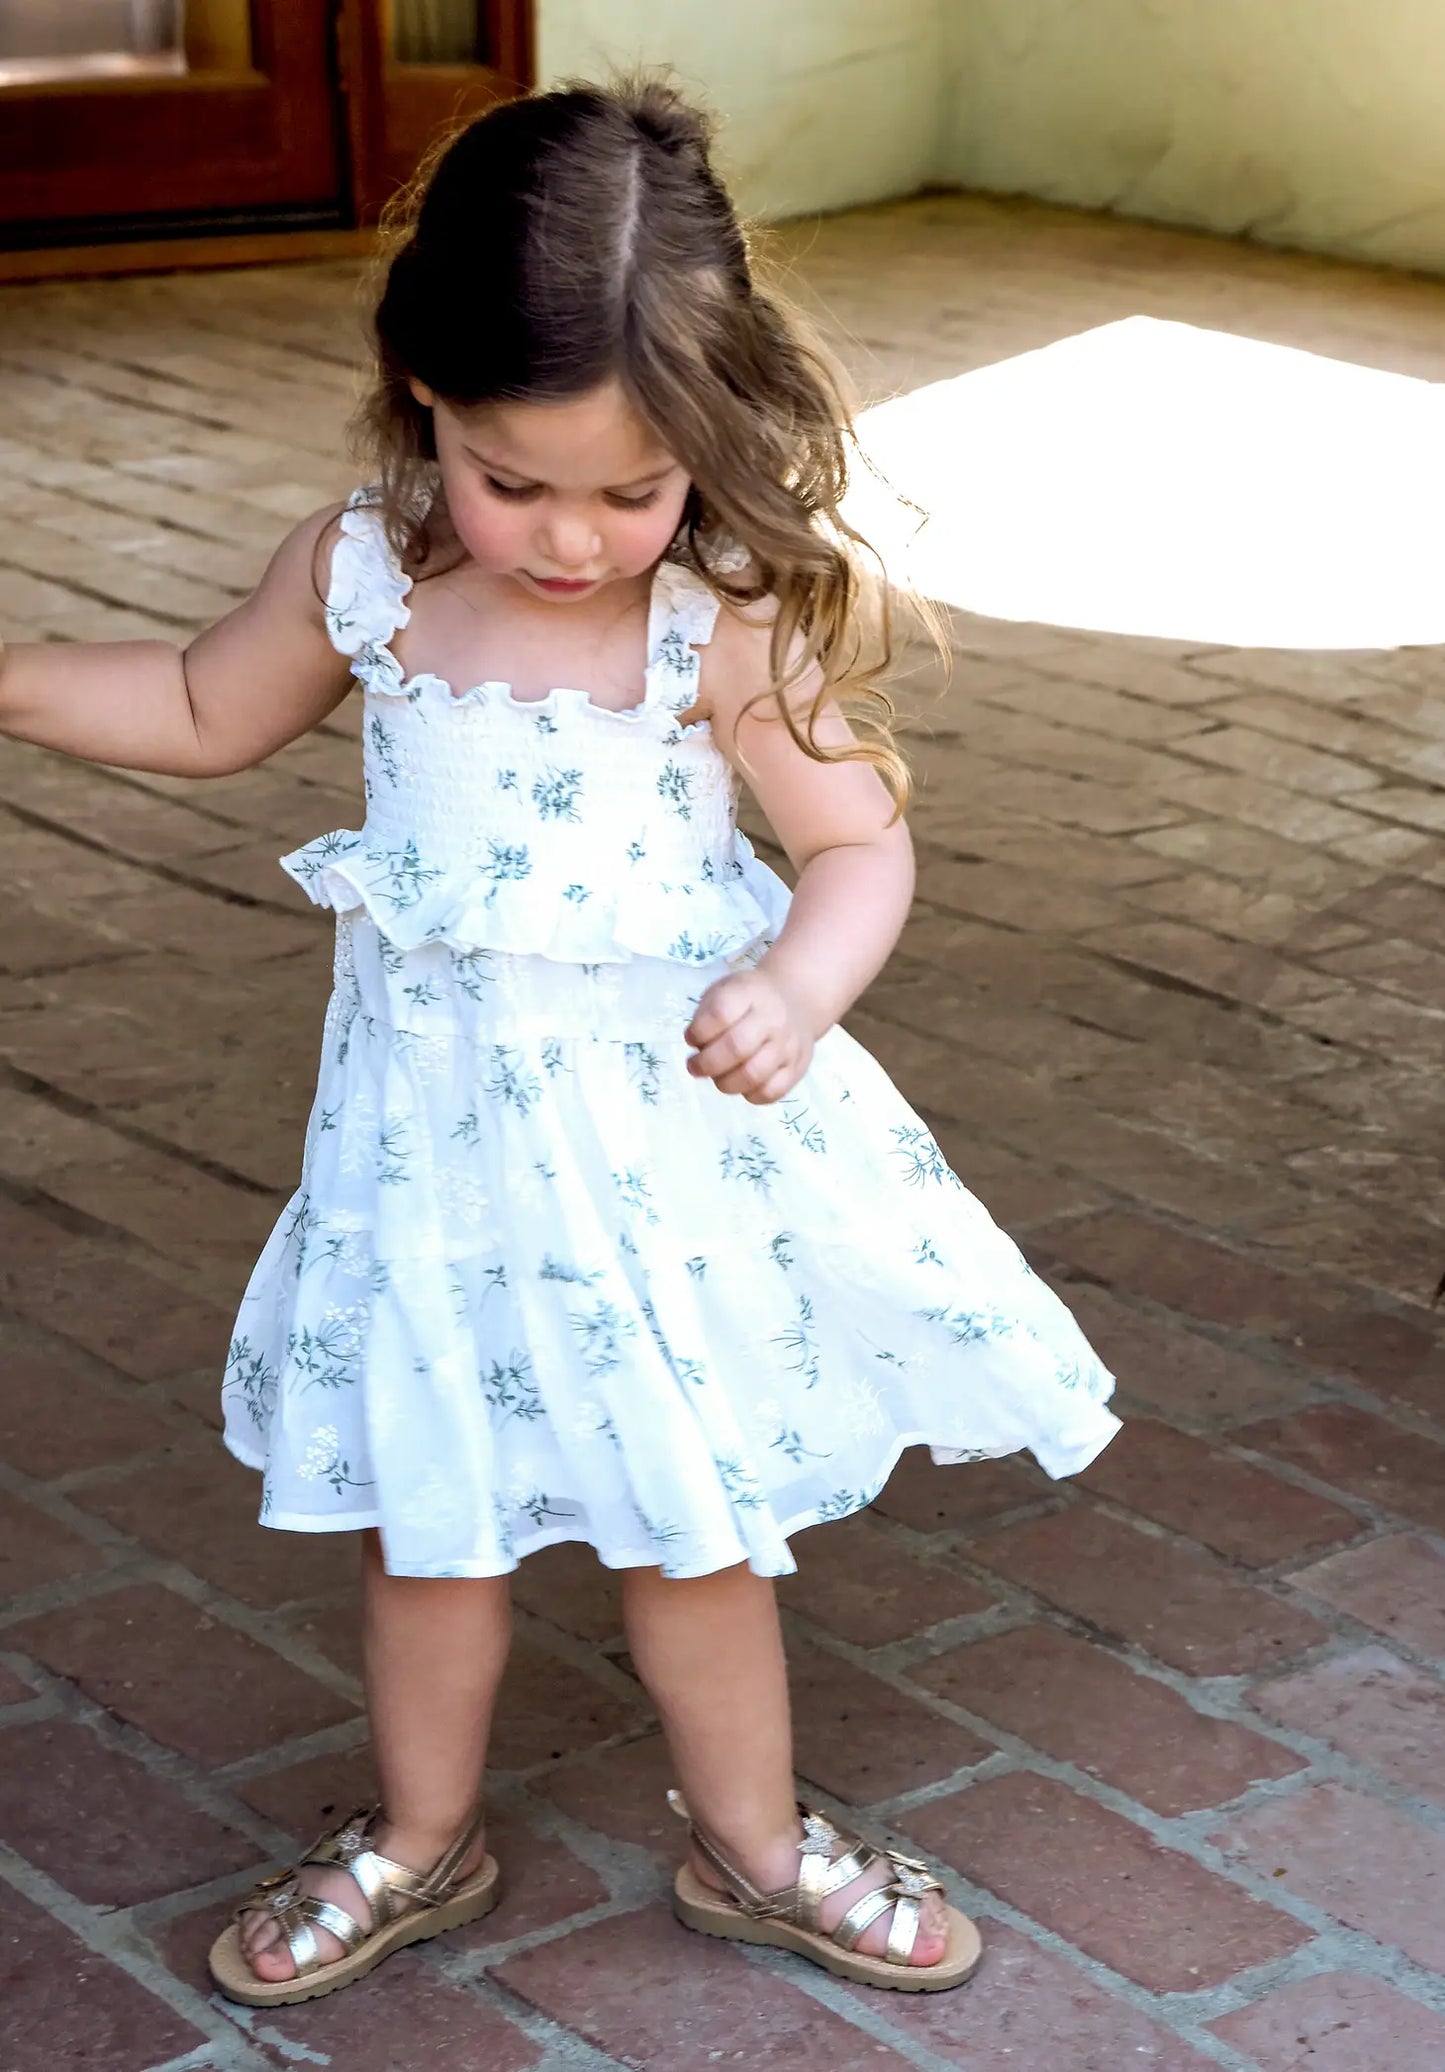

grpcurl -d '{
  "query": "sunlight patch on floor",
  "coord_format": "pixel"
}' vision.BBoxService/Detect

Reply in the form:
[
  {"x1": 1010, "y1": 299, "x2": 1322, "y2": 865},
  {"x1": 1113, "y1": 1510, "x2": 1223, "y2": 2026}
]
[{"x1": 849, "y1": 316, "x2": 1445, "y2": 650}]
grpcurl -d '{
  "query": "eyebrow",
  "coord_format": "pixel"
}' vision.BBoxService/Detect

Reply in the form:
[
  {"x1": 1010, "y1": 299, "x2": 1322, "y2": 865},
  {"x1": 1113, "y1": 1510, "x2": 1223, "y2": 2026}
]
[{"x1": 463, "y1": 447, "x2": 676, "y2": 491}]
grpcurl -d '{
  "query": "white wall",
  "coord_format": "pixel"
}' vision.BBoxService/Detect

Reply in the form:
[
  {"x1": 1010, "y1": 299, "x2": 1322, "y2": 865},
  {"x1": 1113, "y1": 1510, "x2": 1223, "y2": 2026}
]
[
  {"x1": 939, "y1": 1, "x2": 1445, "y2": 275},
  {"x1": 537, "y1": 0, "x2": 945, "y2": 221}
]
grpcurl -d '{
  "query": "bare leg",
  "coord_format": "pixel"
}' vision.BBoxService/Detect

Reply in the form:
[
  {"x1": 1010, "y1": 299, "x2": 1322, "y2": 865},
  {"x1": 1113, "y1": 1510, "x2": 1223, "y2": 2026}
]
[
  {"x1": 620, "y1": 1561, "x2": 947, "y2": 1965},
  {"x1": 241, "y1": 1529, "x2": 511, "y2": 1981}
]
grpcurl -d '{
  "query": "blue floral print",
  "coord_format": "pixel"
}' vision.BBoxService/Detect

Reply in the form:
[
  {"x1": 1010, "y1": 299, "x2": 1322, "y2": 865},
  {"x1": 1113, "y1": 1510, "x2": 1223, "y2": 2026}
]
[{"x1": 221, "y1": 494, "x2": 1119, "y2": 1581}]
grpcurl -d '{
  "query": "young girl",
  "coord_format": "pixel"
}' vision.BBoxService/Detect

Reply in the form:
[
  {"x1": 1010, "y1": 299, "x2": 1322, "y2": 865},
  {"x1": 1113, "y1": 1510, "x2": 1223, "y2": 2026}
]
[{"x1": 0, "y1": 79, "x2": 1118, "y2": 2007}]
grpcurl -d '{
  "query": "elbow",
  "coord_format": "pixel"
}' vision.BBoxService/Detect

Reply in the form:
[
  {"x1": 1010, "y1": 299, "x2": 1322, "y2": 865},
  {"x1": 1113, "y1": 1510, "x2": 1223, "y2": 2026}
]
[{"x1": 191, "y1": 744, "x2": 255, "y2": 778}]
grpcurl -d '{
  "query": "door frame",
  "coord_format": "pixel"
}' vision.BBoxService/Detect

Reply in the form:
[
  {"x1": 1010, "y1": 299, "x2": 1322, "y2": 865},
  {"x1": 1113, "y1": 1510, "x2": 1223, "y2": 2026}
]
[
  {"x1": 0, "y1": 1, "x2": 535, "y2": 274},
  {"x1": 0, "y1": 4, "x2": 343, "y2": 237},
  {"x1": 338, "y1": 0, "x2": 533, "y2": 225}
]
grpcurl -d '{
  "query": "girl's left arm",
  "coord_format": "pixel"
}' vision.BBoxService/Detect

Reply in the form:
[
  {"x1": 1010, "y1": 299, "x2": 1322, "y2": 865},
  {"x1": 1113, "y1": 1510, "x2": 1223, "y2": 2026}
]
[{"x1": 683, "y1": 609, "x2": 915, "y2": 1103}]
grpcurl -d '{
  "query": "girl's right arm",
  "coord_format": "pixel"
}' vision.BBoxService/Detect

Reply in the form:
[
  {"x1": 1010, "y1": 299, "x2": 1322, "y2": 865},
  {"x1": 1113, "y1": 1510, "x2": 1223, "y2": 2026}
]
[{"x1": 0, "y1": 505, "x2": 355, "y2": 778}]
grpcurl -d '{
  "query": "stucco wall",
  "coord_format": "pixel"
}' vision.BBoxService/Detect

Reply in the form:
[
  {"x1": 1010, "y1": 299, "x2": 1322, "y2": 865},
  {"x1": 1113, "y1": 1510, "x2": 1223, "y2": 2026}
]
[
  {"x1": 540, "y1": 3, "x2": 1445, "y2": 275},
  {"x1": 939, "y1": 1, "x2": 1445, "y2": 275},
  {"x1": 537, "y1": 0, "x2": 944, "y2": 221}
]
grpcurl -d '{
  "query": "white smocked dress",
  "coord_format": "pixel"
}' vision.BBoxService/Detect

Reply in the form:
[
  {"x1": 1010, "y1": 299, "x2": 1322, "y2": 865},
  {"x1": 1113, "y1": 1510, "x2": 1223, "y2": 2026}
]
[{"x1": 222, "y1": 494, "x2": 1119, "y2": 1578}]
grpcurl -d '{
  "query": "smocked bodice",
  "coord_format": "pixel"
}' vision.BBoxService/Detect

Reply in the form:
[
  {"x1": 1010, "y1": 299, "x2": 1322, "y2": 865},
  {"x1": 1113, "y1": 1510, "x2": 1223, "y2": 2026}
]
[{"x1": 281, "y1": 494, "x2": 791, "y2": 964}]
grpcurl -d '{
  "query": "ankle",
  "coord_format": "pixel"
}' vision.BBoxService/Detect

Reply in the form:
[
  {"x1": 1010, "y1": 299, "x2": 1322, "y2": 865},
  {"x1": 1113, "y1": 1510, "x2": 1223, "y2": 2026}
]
[
  {"x1": 375, "y1": 1810, "x2": 482, "y2": 1869},
  {"x1": 691, "y1": 1809, "x2": 803, "y2": 1888}
]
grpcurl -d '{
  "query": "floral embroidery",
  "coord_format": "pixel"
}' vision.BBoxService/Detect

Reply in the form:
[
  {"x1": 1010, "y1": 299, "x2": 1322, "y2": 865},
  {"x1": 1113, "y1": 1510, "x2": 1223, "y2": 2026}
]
[{"x1": 296, "y1": 1423, "x2": 373, "y2": 1496}]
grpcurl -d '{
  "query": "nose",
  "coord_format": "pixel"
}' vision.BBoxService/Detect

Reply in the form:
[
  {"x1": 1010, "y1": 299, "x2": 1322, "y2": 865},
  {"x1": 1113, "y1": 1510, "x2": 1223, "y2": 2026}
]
[{"x1": 538, "y1": 509, "x2": 601, "y2": 573}]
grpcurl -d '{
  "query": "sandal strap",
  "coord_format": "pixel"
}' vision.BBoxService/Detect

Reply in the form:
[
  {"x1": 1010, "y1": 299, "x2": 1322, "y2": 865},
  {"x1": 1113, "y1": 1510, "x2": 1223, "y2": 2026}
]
[
  {"x1": 667, "y1": 1786, "x2": 949, "y2": 1972},
  {"x1": 667, "y1": 1789, "x2": 793, "y2": 1918},
  {"x1": 793, "y1": 1806, "x2": 886, "y2": 1933},
  {"x1": 831, "y1": 1885, "x2": 897, "y2": 1952},
  {"x1": 244, "y1": 1880, "x2": 368, "y2": 1979},
  {"x1": 411, "y1": 1803, "x2": 490, "y2": 1902},
  {"x1": 886, "y1": 1889, "x2": 923, "y2": 1967},
  {"x1": 304, "y1": 1897, "x2": 369, "y2": 1951},
  {"x1": 667, "y1": 1790, "x2": 887, "y2": 1938},
  {"x1": 310, "y1": 1803, "x2": 488, "y2": 1920},
  {"x1": 234, "y1": 1800, "x2": 488, "y2": 1973}
]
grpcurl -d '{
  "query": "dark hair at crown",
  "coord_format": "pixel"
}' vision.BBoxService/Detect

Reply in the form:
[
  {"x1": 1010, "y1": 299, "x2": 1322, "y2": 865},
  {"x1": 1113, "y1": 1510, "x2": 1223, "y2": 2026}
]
[{"x1": 353, "y1": 74, "x2": 924, "y2": 806}]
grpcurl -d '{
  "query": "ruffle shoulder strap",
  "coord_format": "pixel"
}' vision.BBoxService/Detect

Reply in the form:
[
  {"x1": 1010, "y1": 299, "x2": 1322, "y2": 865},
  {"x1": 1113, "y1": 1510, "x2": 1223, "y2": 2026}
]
[
  {"x1": 647, "y1": 533, "x2": 753, "y2": 710},
  {"x1": 322, "y1": 490, "x2": 413, "y2": 662}
]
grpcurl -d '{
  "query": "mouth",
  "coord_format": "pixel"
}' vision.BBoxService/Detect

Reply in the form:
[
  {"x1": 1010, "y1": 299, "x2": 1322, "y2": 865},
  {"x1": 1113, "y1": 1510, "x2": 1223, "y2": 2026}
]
[{"x1": 527, "y1": 574, "x2": 600, "y2": 597}]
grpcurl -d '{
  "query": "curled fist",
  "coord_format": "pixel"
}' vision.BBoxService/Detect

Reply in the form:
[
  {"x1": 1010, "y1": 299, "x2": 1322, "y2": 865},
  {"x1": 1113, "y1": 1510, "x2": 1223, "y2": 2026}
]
[{"x1": 684, "y1": 967, "x2": 817, "y2": 1104}]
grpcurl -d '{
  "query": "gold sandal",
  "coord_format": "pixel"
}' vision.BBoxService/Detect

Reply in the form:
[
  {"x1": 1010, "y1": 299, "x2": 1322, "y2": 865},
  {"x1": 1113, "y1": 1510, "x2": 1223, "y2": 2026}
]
[
  {"x1": 208, "y1": 1804, "x2": 499, "y2": 2008},
  {"x1": 668, "y1": 1790, "x2": 981, "y2": 1992}
]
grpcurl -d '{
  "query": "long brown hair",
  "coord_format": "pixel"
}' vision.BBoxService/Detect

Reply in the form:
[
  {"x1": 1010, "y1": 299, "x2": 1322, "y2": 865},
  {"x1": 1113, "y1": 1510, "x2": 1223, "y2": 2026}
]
[{"x1": 353, "y1": 75, "x2": 928, "y2": 808}]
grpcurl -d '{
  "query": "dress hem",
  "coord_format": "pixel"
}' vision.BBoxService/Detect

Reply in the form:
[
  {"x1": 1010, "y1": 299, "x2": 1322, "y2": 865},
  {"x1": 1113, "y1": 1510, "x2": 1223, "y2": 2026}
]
[{"x1": 224, "y1": 1403, "x2": 1119, "y2": 1580}]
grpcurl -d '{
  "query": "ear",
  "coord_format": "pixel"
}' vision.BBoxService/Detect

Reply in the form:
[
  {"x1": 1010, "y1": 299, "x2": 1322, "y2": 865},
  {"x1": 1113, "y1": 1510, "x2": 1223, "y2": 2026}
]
[{"x1": 407, "y1": 377, "x2": 436, "y2": 409}]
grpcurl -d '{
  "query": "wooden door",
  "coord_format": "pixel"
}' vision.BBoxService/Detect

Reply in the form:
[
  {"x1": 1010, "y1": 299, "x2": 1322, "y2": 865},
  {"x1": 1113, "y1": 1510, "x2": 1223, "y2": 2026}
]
[
  {"x1": 0, "y1": 3, "x2": 344, "y2": 239},
  {"x1": 338, "y1": 1, "x2": 532, "y2": 224}
]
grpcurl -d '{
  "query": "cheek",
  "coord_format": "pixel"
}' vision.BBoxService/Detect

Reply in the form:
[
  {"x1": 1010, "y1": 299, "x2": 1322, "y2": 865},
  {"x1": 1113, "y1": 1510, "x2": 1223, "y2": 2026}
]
[
  {"x1": 609, "y1": 494, "x2": 689, "y2": 573},
  {"x1": 442, "y1": 484, "x2": 526, "y2": 570}
]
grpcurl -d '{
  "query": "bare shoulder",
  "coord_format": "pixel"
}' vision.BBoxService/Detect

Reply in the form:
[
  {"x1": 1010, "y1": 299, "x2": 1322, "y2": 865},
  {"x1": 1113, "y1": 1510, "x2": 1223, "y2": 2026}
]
[
  {"x1": 700, "y1": 585, "x2": 822, "y2": 740},
  {"x1": 252, "y1": 501, "x2": 352, "y2": 614}
]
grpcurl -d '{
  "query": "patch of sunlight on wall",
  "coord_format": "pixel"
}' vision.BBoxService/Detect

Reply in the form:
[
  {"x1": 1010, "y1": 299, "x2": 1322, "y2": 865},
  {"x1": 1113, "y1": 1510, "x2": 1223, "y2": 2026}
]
[{"x1": 847, "y1": 318, "x2": 1445, "y2": 650}]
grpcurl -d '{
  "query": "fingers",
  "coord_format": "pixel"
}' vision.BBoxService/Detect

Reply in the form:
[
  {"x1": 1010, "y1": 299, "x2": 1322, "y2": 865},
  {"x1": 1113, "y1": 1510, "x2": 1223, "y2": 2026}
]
[
  {"x1": 687, "y1": 999, "x2": 762, "y2": 1073},
  {"x1": 743, "y1": 1061, "x2": 803, "y2": 1105},
  {"x1": 714, "y1": 1041, "x2": 783, "y2": 1099},
  {"x1": 684, "y1": 971, "x2": 811, "y2": 1102},
  {"x1": 689, "y1": 1028, "x2": 808, "y2": 1103},
  {"x1": 683, "y1": 974, "x2": 756, "y2": 1051}
]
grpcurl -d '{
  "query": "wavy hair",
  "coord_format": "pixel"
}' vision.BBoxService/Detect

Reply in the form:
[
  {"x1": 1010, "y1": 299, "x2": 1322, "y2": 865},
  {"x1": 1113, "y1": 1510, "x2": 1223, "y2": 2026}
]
[{"x1": 352, "y1": 74, "x2": 933, "y2": 809}]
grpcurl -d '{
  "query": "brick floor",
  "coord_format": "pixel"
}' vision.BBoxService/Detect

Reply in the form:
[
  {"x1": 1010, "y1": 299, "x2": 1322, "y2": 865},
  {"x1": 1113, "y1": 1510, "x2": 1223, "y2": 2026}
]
[{"x1": 3, "y1": 192, "x2": 1445, "y2": 2068}]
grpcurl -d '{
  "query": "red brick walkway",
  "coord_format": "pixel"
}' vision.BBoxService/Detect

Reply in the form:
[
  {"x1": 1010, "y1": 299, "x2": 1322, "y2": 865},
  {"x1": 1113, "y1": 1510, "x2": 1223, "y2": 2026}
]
[{"x1": 2, "y1": 198, "x2": 1445, "y2": 2070}]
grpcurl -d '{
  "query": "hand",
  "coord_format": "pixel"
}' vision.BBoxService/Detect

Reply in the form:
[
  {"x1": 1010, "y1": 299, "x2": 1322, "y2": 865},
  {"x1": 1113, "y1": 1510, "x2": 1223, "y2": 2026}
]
[{"x1": 684, "y1": 967, "x2": 816, "y2": 1104}]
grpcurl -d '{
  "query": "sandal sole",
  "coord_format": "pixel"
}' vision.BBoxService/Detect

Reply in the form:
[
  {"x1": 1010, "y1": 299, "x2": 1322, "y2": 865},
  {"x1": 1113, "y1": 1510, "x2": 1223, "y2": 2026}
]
[
  {"x1": 207, "y1": 1855, "x2": 501, "y2": 2008},
  {"x1": 672, "y1": 1863, "x2": 981, "y2": 1992}
]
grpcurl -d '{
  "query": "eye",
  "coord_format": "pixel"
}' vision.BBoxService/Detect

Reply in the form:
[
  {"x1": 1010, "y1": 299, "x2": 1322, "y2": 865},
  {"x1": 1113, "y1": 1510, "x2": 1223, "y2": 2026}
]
[
  {"x1": 606, "y1": 489, "x2": 663, "y2": 511},
  {"x1": 484, "y1": 475, "x2": 542, "y2": 502}
]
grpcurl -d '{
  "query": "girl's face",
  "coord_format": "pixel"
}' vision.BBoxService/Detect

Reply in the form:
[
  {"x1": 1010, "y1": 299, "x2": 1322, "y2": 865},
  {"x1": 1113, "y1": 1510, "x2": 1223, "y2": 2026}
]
[{"x1": 414, "y1": 378, "x2": 691, "y2": 604}]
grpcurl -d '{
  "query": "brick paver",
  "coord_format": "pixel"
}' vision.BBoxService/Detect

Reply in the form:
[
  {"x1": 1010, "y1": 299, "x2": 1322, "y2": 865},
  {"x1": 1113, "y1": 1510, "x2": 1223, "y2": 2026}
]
[{"x1": 3, "y1": 192, "x2": 1445, "y2": 2067}]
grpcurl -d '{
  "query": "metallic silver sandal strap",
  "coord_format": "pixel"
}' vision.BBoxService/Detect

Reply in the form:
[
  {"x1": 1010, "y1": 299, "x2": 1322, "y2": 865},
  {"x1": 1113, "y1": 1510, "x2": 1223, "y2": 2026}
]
[{"x1": 832, "y1": 1886, "x2": 897, "y2": 1952}]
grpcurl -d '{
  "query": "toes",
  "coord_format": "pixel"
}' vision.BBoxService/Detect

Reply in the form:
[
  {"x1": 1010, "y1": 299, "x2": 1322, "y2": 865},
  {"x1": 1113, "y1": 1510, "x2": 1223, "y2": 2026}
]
[
  {"x1": 909, "y1": 1921, "x2": 950, "y2": 1967},
  {"x1": 239, "y1": 1913, "x2": 278, "y2": 1959},
  {"x1": 908, "y1": 1895, "x2": 952, "y2": 1968},
  {"x1": 248, "y1": 1938, "x2": 297, "y2": 1983}
]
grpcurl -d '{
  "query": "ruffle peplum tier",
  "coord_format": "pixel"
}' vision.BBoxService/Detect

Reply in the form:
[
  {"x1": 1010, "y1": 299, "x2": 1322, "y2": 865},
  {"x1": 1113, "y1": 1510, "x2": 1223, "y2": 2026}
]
[{"x1": 281, "y1": 824, "x2": 794, "y2": 966}]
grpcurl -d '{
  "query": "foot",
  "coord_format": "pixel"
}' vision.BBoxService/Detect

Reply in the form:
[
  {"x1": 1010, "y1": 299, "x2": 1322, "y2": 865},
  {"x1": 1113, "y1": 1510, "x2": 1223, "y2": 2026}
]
[
  {"x1": 688, "y1": 1818, "x2": 950, "y2": 1968},
  {"x1": 238, "y1": 1817, "x2": 488, "y2": 1984}
]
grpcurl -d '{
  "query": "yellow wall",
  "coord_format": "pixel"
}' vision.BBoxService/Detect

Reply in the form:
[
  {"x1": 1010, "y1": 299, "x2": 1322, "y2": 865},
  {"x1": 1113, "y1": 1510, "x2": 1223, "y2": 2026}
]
[
  {"x1": 939, "y1": 1, "x2": 1445, "y2": 274},
  {"x1": 541, "y1": 2, "x2": 1445, "y2": 273},
  {"x1": 537, "y1": 0, "x2": 945, "y2": 220}
]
